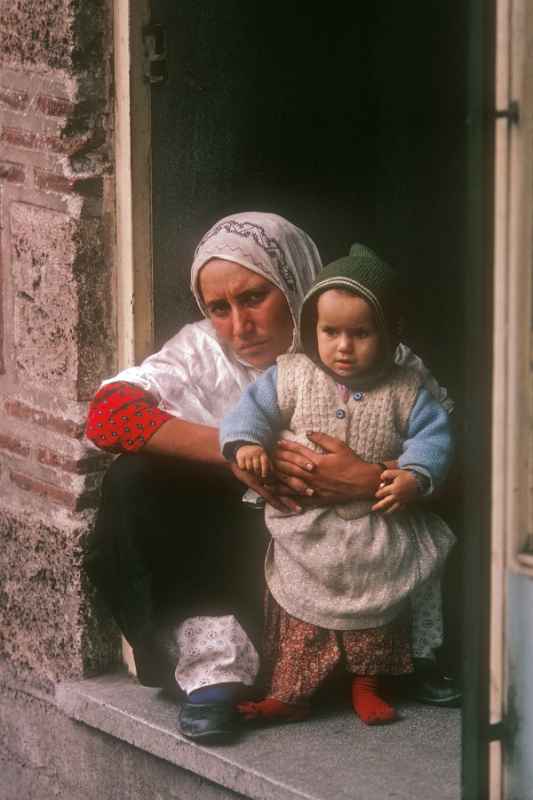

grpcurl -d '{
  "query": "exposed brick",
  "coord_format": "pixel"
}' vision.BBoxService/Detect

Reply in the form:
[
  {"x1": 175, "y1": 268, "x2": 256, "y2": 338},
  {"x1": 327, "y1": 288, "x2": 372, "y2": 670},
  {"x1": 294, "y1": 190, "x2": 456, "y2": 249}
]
[
  {"x1": 9, "y1": 470, "x2": 100, "y2": 511},
  {"x1": 37, "y1": 447, "x2": 110, "y2": 475},
  {"x1": 34, "y1": 171, "x2": 73, "y2": 194},
  {"x1": 1, "y1": 126, "x2": 89, "y2": 156},
  {"x1": 0, "y1": 160, "x2": 25, "y2": 184},
  {"x1": 0, "y1": 2, "x2": 76, "y2": 72},
  {"x1": 34, "y1": 169, "x2": 103, "y2": 197},
  {"x1": 1, "y1": 126, "x2": 39, "y2": 150},
  {"x1": 5, "y1": 400, "x2": 85, "y2": 440},
  {"x1": 0, "y1": 433, "x2": 30, "y2": 458},
  {"x1": 0, "y1": 86, "x2": 29, "y2": 111},
  {"x1": 37, "y1": 95, "x2": 74, "y2": 118}
]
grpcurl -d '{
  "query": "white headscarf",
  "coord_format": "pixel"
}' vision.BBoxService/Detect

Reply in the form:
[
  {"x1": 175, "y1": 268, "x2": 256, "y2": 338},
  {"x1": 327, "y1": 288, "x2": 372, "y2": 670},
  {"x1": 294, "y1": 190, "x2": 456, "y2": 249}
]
[
  {"x1": 190, "y1": 212, "x2": 322, "y2": 344},
  {"x1": 100, "y1": 212, "x2": 322, "y2": 424}
]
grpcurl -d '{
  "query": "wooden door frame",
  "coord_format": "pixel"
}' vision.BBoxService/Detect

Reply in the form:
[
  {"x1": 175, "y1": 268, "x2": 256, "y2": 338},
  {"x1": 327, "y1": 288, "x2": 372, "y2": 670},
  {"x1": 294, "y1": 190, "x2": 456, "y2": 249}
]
[
  {"x1": 491, "y1": 0, "x2": 533, "y2": 796},
  {"x1": 490, "y1": 0, "x2": 511, "y2": 795},
  {"x1": 113, "y1": 0, "x2": 154, "y2": 675},
  {"x1": 114, "y1": 0, "x2": 154, "y2": 369},
  {"x1": 461, "y1": 1, "x2": 497, "y2": 798}
]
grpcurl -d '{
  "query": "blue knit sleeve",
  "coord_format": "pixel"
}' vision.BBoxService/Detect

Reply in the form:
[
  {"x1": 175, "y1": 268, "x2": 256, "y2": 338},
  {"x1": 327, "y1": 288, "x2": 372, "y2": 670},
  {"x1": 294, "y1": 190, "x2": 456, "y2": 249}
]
[
  {"x1": 219, "y1": 365, "x2": 282, "y2": 459},
  {"x1": 398, "y1": 387, "x2": 454, "y2": 491}
]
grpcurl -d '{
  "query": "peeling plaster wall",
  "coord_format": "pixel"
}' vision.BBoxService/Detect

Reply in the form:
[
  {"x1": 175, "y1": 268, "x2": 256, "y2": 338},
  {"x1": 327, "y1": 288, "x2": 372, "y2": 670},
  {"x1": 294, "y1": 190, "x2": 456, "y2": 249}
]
[
  {"x1": 0, "y1": 0, "x2": 120, "y2": 689},
  {"x1": 0, "y1": 510, "x2": 117, "y2": 687},
  {"x1": 1, "y1": 1, "x2": 86, "y2": 73},
  {"x1": 11, "y1": 204, "x2": 81, "y2": 390}
]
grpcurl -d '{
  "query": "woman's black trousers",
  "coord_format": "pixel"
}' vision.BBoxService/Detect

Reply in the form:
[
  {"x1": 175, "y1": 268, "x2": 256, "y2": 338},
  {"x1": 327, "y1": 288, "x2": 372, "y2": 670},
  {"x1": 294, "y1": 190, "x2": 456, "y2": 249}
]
[{"x1": 86, "y1": 453, "x2": 268, "y2": 687}]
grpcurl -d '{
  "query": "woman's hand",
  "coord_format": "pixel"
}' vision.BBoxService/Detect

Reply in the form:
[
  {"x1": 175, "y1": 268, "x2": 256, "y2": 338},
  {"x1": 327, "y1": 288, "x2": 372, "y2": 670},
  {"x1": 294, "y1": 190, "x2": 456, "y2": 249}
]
[
  {"x1": 372, "y1": 469, "x2": 418, "y2": 514},
  {"x1": 272, "y1": 432, "x2": 383, "y2": 504},
  {"x1": 229, "y1": 462, "x2": 303, "y2": 513}
]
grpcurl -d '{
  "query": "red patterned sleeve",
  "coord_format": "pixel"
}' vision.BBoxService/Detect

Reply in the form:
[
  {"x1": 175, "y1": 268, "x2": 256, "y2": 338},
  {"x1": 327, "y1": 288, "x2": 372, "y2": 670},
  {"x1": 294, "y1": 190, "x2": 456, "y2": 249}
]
[{"x1": 86, "y1": 381, "x2": 173, "y2": 453}]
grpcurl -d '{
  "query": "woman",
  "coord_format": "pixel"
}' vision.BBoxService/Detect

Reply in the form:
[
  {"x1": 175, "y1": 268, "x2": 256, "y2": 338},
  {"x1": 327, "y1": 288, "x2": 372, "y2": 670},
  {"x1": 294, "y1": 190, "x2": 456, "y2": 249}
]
[{"x1": 86, "y1": 212, "x2": 458, "y2": 744}]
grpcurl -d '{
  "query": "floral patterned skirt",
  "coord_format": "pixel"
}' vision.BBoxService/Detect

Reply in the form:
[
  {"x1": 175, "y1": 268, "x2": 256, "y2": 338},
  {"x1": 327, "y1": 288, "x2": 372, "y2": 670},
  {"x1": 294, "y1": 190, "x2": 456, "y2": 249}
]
[{"x1": 263, "y1": 592, "x2": 413, "y2": 704}]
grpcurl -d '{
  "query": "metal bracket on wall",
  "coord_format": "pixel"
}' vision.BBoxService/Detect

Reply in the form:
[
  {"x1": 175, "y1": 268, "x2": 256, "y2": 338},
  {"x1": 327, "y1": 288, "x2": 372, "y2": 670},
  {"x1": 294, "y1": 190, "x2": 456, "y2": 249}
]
[
  {"x1": 487, "y1": 720, "x2": 505, "y2": 741},
  {"x1": 143, "y1": 24, "x2": 167, "y2": 85},
  {"x1": 494, "y1": 99, "x2": 520, "y2": 124}
]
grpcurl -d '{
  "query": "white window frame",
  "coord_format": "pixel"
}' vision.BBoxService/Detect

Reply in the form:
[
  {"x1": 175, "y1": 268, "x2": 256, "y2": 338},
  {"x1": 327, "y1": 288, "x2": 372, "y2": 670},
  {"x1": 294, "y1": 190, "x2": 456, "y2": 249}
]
[
  {"x1": 113, "y1": 0, "x2": 154, "y2": 674},
  {"x1": 491, "y1": 0, "x2": 533, "y2": 795},
  {"x1": 114, "y1": 0, "x2": 154, "y2": 368},
  {"x1": 492, "y1": 0, "x2": 533, "y2": 582}
]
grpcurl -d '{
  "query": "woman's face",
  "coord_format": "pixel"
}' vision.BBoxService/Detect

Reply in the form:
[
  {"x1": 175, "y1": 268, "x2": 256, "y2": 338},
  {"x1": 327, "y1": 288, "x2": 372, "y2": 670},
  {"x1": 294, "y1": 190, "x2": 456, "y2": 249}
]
[{"x1": 198, "y1": 259, "x2": 294, "y2": 369}]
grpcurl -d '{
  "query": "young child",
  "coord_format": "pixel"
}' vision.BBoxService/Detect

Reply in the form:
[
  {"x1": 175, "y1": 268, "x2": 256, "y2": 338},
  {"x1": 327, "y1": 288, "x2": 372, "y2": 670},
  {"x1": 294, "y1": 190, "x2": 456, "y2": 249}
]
[{"x1": 220, "y1": 244, "x2": 456, "y2": 725}]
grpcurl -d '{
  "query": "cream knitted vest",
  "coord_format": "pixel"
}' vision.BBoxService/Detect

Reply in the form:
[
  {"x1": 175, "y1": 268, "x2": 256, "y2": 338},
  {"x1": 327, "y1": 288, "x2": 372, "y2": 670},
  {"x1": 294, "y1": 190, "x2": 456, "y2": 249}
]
[
  {"x1": 276, "y1": 353, "x2": 422, "y2": 520},
  {"x1": 264, "y1": 354, "x2": 454, "y2": 631}
]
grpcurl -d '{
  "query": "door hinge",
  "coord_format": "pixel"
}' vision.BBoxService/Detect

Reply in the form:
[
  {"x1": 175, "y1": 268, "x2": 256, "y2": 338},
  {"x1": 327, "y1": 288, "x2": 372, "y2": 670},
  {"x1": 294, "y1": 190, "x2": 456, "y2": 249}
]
[
  {"x1": 494, "y1": 100, "x2": 520, "y2": 125},
  {"x1": 487, "y1": 720, "x2": 505, "y2": 741},
  {"x1": 143, "y1": 24, "x2": 167, "y2": 85}
]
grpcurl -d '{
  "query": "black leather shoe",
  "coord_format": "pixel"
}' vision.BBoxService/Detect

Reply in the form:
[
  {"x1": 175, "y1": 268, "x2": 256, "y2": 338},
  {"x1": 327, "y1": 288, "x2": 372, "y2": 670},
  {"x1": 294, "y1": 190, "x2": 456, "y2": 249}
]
[
  {"x1": 409, "y1": 659, "x2": 462, "y2": 708},
  {"x1": 178, "y1": 702, "x2": 238, "y2": 744}
]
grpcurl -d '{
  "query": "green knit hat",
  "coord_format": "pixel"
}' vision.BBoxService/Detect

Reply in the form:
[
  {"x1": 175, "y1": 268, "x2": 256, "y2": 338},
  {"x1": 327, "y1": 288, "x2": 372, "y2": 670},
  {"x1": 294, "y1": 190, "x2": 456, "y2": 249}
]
[{"x1": 299, "y1": 243, "x2": 400, "y2": 385}]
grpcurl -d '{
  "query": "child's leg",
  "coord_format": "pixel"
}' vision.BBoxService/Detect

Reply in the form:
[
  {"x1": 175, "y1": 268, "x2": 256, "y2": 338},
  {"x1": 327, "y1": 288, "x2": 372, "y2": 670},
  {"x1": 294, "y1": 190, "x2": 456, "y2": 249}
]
[
  {"x1": 351, "y1": 676, "x2": 397, "y2": 724},
  {"x1": 343, "y1": 616, "x2": 412, "y2": 726},
  {"x1": 408, "y1": 576, "x2": 462, "y2": 707},
  {"x1": 410, "y1": 576, "x2": 443, "y2": 661},
  {"x1": 239, "y1": 595, "x2": 342, "y2": 722}
]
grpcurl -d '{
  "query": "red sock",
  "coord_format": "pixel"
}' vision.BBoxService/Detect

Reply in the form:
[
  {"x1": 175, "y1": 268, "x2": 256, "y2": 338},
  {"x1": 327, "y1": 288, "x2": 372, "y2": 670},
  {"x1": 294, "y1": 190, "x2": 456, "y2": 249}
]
[
  {"x1": 351, "y1": 676, "x2": 398, "y2": 725},
  {"x1": 237, "y1": 697, "x2": 310, "y2": 723}
]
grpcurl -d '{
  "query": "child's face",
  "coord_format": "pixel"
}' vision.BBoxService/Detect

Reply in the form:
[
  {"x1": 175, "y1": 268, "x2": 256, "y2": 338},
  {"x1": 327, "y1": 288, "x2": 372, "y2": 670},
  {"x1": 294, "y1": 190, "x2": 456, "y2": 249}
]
[{"x1": 316, "y1": 289, "x2": 381, "y2": 379}]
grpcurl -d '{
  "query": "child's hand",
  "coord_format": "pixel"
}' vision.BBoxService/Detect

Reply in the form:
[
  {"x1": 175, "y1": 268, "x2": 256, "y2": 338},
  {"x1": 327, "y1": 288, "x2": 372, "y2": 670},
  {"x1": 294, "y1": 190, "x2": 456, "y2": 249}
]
[
  {"x1": 236, "y1": 444, "x2": 272, "y2": 480},
  {"x1": 371, "y1": 468, "x2": 419, "y2": 514}
]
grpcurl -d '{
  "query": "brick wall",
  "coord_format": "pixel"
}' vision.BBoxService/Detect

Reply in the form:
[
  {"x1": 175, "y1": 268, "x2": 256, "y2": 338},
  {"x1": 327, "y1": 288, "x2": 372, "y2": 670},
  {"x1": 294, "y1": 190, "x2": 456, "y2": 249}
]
[{"x1": 0, "y1": 0, "x2": 120, "y2": 687}]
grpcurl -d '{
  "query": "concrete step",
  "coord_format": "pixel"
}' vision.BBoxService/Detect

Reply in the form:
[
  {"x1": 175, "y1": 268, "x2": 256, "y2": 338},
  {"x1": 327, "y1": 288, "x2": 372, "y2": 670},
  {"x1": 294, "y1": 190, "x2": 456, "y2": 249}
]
[{"x1": 57, "y1": 673, "x2": 461, "y2": 800}]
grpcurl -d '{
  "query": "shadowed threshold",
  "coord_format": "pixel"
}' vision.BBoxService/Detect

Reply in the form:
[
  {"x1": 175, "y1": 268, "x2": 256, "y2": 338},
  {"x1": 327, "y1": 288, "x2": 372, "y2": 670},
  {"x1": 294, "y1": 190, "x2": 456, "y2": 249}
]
[{"x1": 57, "y1": 673, "x2": 460, "y2": 800}]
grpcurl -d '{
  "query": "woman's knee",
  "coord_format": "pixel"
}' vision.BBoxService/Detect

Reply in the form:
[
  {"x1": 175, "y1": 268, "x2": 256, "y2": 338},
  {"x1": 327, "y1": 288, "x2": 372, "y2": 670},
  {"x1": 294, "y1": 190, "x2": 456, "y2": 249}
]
[
  {"x1": 88, "y1": 454, "x2": 169, "y2": 580},
  {"x1": 97, "y1": 452, "x2": 222, "y2": 540},
  {"x1": 93, "y1": 453, "x2": 174, "y2": 551},
  {"x1": 102, "y1": 452, "x2": 229, "y2": 498},
  {"x1": 99, "y1": 452, "x2": 183, "y2": 509},
  {"x1": 102, "y1": 452, "x2": 157, "y2": 490}
]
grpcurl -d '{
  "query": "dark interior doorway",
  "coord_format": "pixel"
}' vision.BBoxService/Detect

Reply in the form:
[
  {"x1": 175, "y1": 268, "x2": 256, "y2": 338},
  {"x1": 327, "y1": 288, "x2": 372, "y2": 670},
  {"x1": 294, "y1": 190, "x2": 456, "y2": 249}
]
[
  {"x1": 149, "y1": 0, "x2": 469, "y2": 679},
  {"x1": 149, "y1": 0, "x2": 468, "y2": 672}
]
